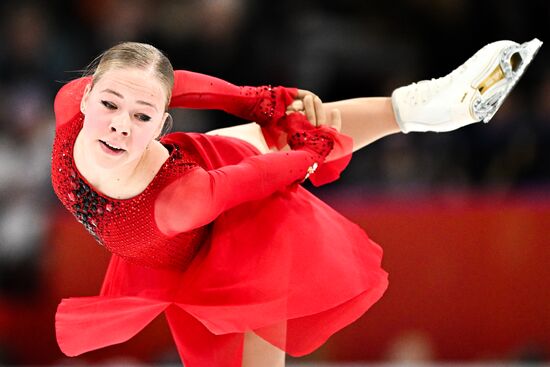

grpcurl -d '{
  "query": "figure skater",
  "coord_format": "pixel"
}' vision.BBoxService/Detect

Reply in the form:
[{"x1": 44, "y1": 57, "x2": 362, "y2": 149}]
[{"x1": 51, "y1": 39, "x2": 541, "y2": 367}]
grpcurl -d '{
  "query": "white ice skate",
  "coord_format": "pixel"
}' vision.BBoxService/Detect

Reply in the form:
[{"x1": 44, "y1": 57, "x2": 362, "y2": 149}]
[{"x1": 391, "y1": 38, "x2": 543, "y2": 133}]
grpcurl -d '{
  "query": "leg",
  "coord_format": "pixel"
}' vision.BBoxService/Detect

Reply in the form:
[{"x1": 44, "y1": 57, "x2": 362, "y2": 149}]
[
  {"x1": 165, "y1": 306, "x2": 244, "y2": 367},
  {"x1": 324, "y1": 97, "x2": 400, "y2": 151},
  {"x1": 242, "y1": 331, "x2": 285, "y2": 367}
]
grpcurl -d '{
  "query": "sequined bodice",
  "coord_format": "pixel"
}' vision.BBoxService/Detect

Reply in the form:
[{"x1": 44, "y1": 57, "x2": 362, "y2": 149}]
[{"x1": 51, "y1": 115, "x2": 209, "y2": 270}]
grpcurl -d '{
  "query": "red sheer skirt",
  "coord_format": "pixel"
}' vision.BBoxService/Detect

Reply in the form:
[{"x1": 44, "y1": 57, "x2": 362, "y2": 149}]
[{"x1": 56, "y1": 133, "x2": 388, "y2": 367}]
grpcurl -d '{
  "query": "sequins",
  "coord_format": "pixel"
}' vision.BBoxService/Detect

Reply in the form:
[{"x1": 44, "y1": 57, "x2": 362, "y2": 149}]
[
  {"x1": 288, "y1": 130, "x2": 335, "y2": 161},
  {"x1": 240, "y1": 85, "x2": 280, "y2": 125},
  {"x1": 51, "y1": 114, "x2": 208, "y2": 270},
  {"x1": 69, "y1": 176, "x2": 117, "y2": 240}
]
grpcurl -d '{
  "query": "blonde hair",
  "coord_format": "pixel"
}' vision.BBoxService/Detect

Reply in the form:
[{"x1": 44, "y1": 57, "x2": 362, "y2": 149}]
[
  {"x1": 85, "y1": 42, "x2": 175, "y2": 109},
  {"x1": 85, "y1": 42, "x2": 174, "y2": 137}
]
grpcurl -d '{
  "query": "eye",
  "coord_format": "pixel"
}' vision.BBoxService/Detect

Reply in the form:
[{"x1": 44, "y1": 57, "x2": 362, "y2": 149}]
[
  {"x1": 135, "y1": 113, "x2": 151, "y2": 122},
  {"x1": 101, "y1": 100, "x2": 117, "y2": 110}
]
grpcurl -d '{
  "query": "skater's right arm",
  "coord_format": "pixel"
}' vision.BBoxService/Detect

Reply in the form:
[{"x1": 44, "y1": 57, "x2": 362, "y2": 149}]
[{"x1": 155, "y1": 120, "x2": 336, "y2": 235}]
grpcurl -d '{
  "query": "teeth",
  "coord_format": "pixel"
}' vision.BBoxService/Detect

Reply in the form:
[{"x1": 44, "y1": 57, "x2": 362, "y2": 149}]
[
  {"x1": 102, "y1": 141, "x2": 123, "y2": 151},
  {"x1": 107, "y1": 142, "x2": 120, "y2": 149}
]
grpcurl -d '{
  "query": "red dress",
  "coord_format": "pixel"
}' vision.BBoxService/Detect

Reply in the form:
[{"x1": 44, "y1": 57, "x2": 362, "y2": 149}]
[{"x1": 51, "y1": 72, "x2": 388, "y2": 366}]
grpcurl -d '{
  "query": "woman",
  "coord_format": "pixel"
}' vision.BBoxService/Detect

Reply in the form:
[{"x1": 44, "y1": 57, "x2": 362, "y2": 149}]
[{"x1": 52, "y1": 39, "x2": 541, "y2": 366}]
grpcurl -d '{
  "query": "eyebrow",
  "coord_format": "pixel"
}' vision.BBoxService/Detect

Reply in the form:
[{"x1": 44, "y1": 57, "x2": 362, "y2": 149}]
[{"x1": 100, "y1": 89, "x2": 158, "y2": 111}]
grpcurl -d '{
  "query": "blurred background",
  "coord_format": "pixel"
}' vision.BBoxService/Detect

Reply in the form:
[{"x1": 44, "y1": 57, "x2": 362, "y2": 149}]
[{"x1": 0, "y1": 0, "x2": 549, "y2": 365}]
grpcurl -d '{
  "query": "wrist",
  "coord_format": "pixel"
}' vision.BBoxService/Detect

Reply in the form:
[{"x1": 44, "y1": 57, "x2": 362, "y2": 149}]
[{"x1": 248, "y1": 86, "x2": 297, "y2": 127}]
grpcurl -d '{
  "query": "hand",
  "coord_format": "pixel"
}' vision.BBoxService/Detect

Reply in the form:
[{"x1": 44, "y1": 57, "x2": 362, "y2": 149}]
[
  {"x1": 280, "y1": 107, "x2": 342, "y2": 134},
  {"x1": 285, "y1": 108, "x2": 342, "y2": 161},
  {"x1": 284, "y1": 107, "x2": 350, "y2": 185},
  {"x1": 286, "y1": 89, "x2": 326, "y2": 127},
  {"x1": 288, "y1": 130, "x2": 335, "y2": 162}
]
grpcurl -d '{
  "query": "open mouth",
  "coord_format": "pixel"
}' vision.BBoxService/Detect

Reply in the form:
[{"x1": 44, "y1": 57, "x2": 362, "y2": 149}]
[{"x1": 99, "y1": 140, "x2": 126, "y2": 153}]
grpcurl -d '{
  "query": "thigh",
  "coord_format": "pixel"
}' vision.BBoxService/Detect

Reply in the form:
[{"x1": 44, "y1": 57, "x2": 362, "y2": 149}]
[{"x1": 242, "y1": 331, "x2": 285, "y2": 367}]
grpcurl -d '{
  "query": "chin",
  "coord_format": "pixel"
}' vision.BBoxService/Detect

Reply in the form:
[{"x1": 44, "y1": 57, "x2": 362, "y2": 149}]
[
  {"x1": 93, "y1": 156, "x2": 126, "y2": 170},
  {"x1": 93, "y1": 143, "x2": 129, "y2": 169}
]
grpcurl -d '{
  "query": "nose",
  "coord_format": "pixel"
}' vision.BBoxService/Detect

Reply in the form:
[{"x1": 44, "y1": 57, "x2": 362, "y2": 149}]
[{"x1": 109, "y1": 113, "x2": 130, "y2": 136}]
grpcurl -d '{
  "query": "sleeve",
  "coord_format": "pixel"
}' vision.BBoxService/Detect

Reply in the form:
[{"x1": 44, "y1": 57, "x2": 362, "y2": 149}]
[
  {"x1": 54, "y1": 77, "x2": 91, "y2": 129},
  {"x1": 154, "y1": 149, "x2": 318, "y2": 235},
  {"x1": 169, "y1": 70, "x2": 297, "y2": 147}
]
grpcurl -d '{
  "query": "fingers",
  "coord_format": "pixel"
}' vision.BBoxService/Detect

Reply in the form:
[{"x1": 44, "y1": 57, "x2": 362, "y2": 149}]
[
  {"x1": 313, "y1": 95, "x2": 326, "y2": 126},
  {"x1": 286, "y1": 100, "x2": 304, "y2": 114},
  {"x1": 303, "y1": 94, "x2": 326, "y2": 127},
  {"x1": 296, "y1": 89, "x2": 309, "y2": 98},
  {"x1": 303, "y1": 94, "x2": 316, "y2": 125},
  {"x1": 286, "y1": 89, "x2": 326, "y2": 127},
  {"x1": 328, "y1": 109, "x2": 342, "y2": 132}
]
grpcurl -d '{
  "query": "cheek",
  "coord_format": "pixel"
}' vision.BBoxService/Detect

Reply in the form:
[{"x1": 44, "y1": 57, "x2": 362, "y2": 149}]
[
  {"x1": 82, "y1": 108, "x2": 111, "y2": 135},
  {"x1": 133, "y1": 130, "x2": 154, "y2": 148},
  {"x1": 81, "y1": 117, "x2": 102, "y2": 139},
  {"x1": 128, "y1": 121, "x2": 161, "y2": 150},
  {"x1": 138, "y1": 117, "x2": 164, "y2": 143}
]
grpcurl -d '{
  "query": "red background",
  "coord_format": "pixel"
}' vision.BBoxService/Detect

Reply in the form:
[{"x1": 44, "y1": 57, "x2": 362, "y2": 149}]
[{"x1": 1, "y1": 190, "x2": 549, "y2": 364}]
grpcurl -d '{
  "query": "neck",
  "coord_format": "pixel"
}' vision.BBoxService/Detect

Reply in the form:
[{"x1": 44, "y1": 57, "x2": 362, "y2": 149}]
[
  {"x1": 89, "y1": 152, "x2": 146, "y2": 189},
  {"x1": 73, "y1": 131, "x2": 169, "y2": 199},
  {"x1": 73, "y1": 132, "x2": 148, "y2": 194}
]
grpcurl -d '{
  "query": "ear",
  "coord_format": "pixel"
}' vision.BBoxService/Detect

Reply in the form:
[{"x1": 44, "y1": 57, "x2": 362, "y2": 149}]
[
  {"x1": 80, "y1": 82, "x2": 93, "y2": 115},
  {"x1": 156, "y1": 112, "x2": 172, "y2": 140}
]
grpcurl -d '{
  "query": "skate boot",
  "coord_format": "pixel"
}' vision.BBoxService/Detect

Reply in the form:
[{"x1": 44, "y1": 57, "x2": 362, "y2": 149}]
[{"x1": 391, "y1": 38, "x2": 543, "y2": 133}]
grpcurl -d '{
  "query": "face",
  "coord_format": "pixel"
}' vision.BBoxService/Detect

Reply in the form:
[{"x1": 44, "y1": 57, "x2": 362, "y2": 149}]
[{"x1": 79, "y1": 67, "x2": 169, "y2": 170}]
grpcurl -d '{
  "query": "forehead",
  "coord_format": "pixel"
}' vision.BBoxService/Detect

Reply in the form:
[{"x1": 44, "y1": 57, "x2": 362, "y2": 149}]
[{"x1": 94, "y1": 67, "x2": 167, "y2": 105}]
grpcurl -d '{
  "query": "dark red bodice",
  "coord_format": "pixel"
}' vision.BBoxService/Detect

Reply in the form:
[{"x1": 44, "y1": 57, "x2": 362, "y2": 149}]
[{"x1": 51, "y1": 114, "x2": 209, "y2": 270}]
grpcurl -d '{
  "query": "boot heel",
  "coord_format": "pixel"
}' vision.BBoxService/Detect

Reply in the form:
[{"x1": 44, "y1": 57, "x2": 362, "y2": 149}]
[{"x1": 477, "y1": 65, "x2": 505, "y2": 94}]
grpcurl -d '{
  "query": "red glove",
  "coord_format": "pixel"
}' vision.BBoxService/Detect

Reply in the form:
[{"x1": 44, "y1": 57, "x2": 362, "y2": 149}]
[
  {"x1": 287, "y1": 130, "x2": 335, "y2": 163},
  {"x1": 276, "y1": 111, "x2": 357, "y2": 186}
]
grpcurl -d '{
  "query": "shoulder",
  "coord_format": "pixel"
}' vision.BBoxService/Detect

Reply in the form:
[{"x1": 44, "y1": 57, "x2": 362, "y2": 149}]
[{"x1": 54, "y1": 77, "x2": 92, "y2": 129}]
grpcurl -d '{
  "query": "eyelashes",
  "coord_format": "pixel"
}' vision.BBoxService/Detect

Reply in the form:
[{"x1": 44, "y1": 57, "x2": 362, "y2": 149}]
[
  {"x1": 135, "y1": 114, "x2": 151, "y2": 122},
  {"x1": 100, "y1": 100, "x2": 151, "y2": 122},
  {"x1": 101, "y1": 100, "x2": 116, "y2": 110}
]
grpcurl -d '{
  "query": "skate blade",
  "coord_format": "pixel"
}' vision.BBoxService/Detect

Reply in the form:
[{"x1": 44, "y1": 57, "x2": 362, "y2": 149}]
[{"x1": 473, "y1": 38, "x2": 543, "y2": 122}]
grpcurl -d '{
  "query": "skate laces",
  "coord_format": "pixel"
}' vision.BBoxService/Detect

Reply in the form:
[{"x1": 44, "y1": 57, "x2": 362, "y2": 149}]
[
  {"x1": 405, "y1": 77, "x2": 451, "y2": 105},
  {"x1": 403, "y1": 48, "x2": 481, "y2": 106}
]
